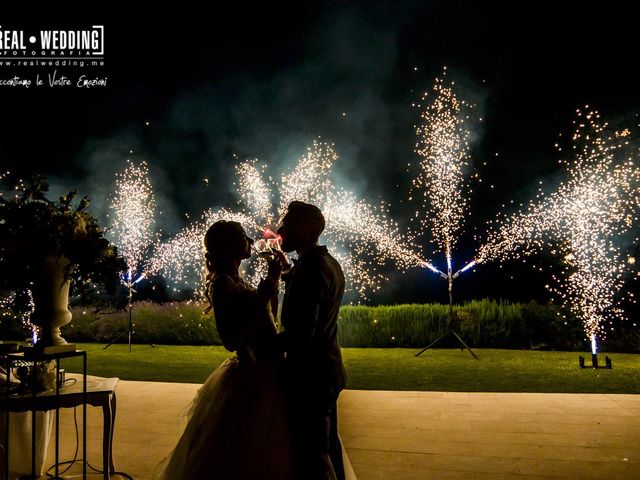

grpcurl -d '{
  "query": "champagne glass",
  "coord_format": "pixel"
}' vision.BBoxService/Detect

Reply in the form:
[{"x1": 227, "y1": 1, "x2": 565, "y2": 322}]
[{"x1": 253, "y1": 238, "x2": 276, "y2": 259}]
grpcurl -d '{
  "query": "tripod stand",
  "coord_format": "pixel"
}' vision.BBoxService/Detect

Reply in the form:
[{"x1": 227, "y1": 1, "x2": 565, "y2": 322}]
[
  {"x1": 415, "y1": 327, "x2": 479, "y2": 359},
  {"x1": 103, "y1": 276, "x2": 155, "y2": 352},
  {"x1": 415, "y1": 255, "x2": 479, "y2": 359}
]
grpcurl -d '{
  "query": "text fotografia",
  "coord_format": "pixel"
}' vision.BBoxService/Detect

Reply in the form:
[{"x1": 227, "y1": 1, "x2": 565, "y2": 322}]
[
  {"x1": 0, "y1": 71, "x2": 107, "y2": 88},
  {"x1": 0, "y1": 26, "x2": 104, "y2": 57}
]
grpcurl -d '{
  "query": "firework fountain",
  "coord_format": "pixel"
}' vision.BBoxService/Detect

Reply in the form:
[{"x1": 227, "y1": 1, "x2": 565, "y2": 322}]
[
  {"x1": 410, "y1": 71, "x2": 480, "y2": 358},
  {"x1": 104, "y1": 160, "x2": 158, "y2": 351},
  {"x1": 477, "y1": 108, "x2": 640, "y2": 364},
  {"x1": 153, "y1": 140, "x2": 426, "y2": 301}
]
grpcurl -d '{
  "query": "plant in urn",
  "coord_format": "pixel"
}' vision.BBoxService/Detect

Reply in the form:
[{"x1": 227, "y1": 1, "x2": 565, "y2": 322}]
[{"x1": 0, "y1": 175, "x2": 126, "y2": 348}]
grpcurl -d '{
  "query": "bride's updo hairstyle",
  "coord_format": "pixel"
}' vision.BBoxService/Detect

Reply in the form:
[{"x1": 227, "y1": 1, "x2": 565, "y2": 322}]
[
  {"x1": 204, "y1": 220, "x2": 246, "y2": 273},
  {"x1": 203, "y1": 220, "x2": 246, "y2": 313}
]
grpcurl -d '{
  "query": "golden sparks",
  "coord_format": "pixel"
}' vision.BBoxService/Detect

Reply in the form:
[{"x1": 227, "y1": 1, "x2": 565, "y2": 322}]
[
  {"x1": 478, "y1": 108, "x2": 640, "y2": 339},
  {"x1": 409, "y1": 71, "x2": 479, "y2": 276},
  {"x1": 153, "y1": 140, "x2": 424, "y2": 299},
  {"x1": 109, "y1": 160, "x2": 157, "y2": 276}
]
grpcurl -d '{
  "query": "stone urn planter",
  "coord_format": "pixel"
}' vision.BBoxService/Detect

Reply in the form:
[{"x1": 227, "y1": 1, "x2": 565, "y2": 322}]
[{"x1": 30, "y1": 256, "x2": 73, "y2": 346}]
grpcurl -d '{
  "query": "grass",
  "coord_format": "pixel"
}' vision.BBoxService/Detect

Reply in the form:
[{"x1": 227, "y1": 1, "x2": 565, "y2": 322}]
[{"x1": 57, "y1": 344, "x2": 640, "y2": 394}]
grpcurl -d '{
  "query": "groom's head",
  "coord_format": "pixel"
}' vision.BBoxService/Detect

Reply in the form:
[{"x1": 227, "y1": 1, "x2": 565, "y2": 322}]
[{"x1": 278, "y1": 201, "x2": 325, "y2": 253}]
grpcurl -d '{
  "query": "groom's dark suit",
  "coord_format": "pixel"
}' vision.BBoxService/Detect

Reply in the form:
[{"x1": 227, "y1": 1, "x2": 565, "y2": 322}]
[{"x1": 280, "y1": 245, "x2": 346, "y2": 480}]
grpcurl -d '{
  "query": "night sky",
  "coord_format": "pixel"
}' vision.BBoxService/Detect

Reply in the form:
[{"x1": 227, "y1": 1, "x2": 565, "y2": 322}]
[{"x1": 1, "y1": 1, "x2": 639, "y2": 307}]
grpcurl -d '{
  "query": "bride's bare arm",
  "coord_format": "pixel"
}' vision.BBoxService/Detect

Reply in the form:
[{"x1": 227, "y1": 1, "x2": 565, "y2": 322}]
[{"x1": 257, "y1": 258, "x2": 281, "y2": 318}]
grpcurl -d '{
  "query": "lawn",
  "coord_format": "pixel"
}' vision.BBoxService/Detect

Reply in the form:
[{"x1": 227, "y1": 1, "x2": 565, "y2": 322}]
[{"x1": 57, "y1": 344, "x2": 640, "y2": 394}]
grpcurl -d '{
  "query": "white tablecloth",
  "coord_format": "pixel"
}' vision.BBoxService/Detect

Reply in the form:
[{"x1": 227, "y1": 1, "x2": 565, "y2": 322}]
[{"x1": 1, "y1": 410, "x2": 54, "y2": 478}]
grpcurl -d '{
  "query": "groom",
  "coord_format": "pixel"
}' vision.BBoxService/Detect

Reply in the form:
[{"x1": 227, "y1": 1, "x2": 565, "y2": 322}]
[{"x1": 276, "y1": 200, "x2": 347, "y2": 480}]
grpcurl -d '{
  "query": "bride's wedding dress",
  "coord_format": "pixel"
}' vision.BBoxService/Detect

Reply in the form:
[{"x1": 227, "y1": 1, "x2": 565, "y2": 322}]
[{"x1": 153, "y1": 273, "x2": 356, "y2": 479}]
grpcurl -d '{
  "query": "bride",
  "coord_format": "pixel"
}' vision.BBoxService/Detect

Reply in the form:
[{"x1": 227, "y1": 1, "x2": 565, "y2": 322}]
[{"x1": 154, "y1": 220, "x2": 356, "y2": 479}]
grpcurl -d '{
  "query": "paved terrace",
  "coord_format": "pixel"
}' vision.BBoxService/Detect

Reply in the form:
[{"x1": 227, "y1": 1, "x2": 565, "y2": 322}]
[{"x1": 38, "y1": 381, "x2": 640, "y2": 479}]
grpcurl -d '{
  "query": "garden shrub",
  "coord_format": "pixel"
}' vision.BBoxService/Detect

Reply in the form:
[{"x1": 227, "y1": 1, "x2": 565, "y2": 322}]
[{"x1": 65, "y1": 302, "x2": 220, "y2": 345}]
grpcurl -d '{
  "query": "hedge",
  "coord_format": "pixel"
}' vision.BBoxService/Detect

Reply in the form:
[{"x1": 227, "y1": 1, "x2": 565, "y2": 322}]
[{"x1": 2, "y1": 299, "x2": 637, "y2": 351}]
